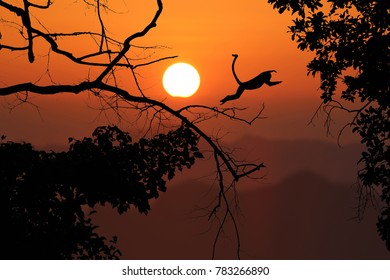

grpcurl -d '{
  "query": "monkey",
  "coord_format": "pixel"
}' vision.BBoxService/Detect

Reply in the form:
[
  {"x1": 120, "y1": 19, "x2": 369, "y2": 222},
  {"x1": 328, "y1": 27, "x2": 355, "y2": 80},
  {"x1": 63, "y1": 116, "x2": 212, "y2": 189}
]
[{"x1": 220, "y1": 54, "x2": 282, "y2": 105}]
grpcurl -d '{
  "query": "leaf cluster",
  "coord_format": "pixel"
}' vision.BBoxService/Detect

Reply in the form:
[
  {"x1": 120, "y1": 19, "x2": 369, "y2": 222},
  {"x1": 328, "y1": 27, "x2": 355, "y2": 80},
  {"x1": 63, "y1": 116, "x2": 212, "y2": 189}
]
[
  {"x1": 269, "y1": 0, "x2": 389, "y2": 103},
  {"x1": 0, "y1": 125, "x2": 202, "y2": 259}
]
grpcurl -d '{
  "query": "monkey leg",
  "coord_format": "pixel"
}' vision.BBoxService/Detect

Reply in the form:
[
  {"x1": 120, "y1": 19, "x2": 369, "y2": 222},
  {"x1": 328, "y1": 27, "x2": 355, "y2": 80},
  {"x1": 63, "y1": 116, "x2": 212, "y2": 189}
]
[{"x1": 220, "y1": 86, "x2": 245, "y2": 105}]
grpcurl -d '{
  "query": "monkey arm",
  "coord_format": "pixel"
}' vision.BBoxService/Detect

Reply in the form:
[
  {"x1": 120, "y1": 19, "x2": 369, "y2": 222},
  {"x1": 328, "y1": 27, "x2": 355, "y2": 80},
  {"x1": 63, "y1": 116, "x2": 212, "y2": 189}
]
[{"x1": 265, "y1": 80, "x2": 282, "y2": 86}]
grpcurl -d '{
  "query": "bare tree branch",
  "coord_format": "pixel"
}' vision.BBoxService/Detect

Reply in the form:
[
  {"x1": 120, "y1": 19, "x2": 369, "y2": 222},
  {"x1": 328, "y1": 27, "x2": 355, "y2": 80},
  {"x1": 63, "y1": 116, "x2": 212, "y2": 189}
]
[
  {"x1": 95, "y1": 0, "x2": 163, "y2": 82},
  {"x1": 0, "y1": 0, "x2": 267, "y2": 259}
]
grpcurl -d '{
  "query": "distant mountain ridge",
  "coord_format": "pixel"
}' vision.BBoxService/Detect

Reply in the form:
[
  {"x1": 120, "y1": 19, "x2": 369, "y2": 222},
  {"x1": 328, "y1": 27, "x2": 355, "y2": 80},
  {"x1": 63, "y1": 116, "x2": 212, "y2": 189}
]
[
  {"x1": 95, "y1": 169, "x2": 389, "y2": 259},
  {"x1": 229, "y1": 135, "x2": 364, "y2": 184}
]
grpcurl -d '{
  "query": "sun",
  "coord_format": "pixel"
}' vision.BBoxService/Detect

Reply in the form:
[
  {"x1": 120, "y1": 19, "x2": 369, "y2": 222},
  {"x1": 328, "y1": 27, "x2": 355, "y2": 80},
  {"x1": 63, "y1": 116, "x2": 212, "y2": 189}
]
[{"x1": 163, "y1": 63, "x2": 200, "y2": 98}]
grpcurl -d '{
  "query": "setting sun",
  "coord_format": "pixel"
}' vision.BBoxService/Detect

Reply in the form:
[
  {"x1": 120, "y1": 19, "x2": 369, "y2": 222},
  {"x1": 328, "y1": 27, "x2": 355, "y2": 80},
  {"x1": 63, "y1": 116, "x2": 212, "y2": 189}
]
[{"x1": 162, "y1": 63, "x2": 200, "y2": 98}]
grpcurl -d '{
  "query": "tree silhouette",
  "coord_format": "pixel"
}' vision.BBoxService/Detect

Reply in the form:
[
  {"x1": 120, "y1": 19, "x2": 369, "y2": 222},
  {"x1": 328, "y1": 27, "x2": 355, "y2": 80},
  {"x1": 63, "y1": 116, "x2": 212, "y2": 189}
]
[
  {"x1": 0, "y1": 1, "x2": 265, "y2": 258},
  {"x1": 268, "y1": 0, "x2": 389, "y2": 250},
  {"x1": 0, "y1": 125, "x2": 202, "y2": 259}
]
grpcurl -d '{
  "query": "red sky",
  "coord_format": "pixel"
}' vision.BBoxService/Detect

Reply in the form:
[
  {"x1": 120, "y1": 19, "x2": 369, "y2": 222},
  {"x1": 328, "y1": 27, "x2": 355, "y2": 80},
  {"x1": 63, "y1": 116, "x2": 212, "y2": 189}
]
[{"x1": 1, "y1": 0, "x2": 387, "y2": 259}]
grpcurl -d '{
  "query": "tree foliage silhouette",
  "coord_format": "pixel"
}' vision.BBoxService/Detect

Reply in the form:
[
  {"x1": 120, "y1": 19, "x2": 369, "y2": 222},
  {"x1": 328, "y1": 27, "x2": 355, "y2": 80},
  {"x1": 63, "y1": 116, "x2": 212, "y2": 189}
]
[
  {"x1": 268, "y1": 0, "x2": 390, "y2": 250},
  {"x1": 0, "y1": 1, "x2": 265, "y2": 258},
  {"x1": 0, "y1": 125, "x2": 202, "y2": 259}
]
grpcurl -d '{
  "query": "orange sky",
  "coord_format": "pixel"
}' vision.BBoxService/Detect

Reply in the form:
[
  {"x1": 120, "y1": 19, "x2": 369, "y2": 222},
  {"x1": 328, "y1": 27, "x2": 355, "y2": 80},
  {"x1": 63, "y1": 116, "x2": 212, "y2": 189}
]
[
  {"x1": 1, "y1": 0, "x2": 387, "y2": 259},
  {"x1": 0, "y1": 0, "x2": 360, "y2": 148}
]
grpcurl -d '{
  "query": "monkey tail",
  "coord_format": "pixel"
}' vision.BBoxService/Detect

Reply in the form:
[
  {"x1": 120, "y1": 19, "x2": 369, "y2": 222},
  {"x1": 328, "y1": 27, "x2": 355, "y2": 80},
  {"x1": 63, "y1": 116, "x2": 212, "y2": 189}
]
[{"x1": 231, "y1": 54, "x2": 242, "y2": 85}]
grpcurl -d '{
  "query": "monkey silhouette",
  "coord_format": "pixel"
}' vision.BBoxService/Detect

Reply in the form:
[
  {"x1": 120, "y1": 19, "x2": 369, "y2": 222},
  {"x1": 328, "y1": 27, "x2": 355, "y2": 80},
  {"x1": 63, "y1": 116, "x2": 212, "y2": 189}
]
[{"x1": 220, "y1": 54, "x2": 282, "y2": 105}]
